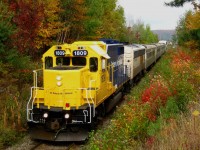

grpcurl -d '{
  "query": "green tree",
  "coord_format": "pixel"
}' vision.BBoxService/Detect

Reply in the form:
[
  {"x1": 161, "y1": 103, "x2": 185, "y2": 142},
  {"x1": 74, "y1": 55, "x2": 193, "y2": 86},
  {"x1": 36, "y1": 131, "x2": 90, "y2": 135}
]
[
  {"x1": 175, "y1": 11, "x2": 191, "y2": 46},
  {"x1": 59, "y1": 0, "x2": 87, "y2": 43},
  {"x1": 129, "y1": 20, "x2": 158, "y2": 44},
  {"x1": 111, "y1": 5, "x2": 127, "y2": 41},
  {"x1": 84, "y1": 0, "x2": 104, "y2": 40},
  {"x1": 84, "y1": 0, "x2": 126, "y2": 41},
  {"x1": 0, "y1": 1, "x2": 15, "y2": 63},
  {"x1": 145, "y1": 24, "x2": 158, "y2": 43},
  {"x1": 100, "y1": 0, "x2": 126, "y2": 40}
]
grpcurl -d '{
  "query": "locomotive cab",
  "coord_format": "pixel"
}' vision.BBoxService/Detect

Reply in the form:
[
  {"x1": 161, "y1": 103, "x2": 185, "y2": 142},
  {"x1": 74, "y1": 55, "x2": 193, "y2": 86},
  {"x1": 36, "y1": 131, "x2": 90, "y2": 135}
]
[{"x1": 27, "y1": 41, "x2": 116, "y2": 141}]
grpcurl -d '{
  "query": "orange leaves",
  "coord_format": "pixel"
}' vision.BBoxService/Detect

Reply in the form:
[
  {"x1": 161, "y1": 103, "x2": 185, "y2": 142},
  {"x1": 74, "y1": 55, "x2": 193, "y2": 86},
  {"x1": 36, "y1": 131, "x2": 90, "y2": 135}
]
[
  {"x1": 186, "y1": 11, "x2": 200, "y2": 30},
  {"x1": 171, "y1": 50, "x2": 192, "y2": 74},
  {"x1": 185, "y1": 11, "x2": 200, "y2": 49},
  {"x1": 9, "y1": 0, "x2": 63, "y2": 57},
  {"x1": 36, "y1": 0, "x2": 63, "y2": 48}
]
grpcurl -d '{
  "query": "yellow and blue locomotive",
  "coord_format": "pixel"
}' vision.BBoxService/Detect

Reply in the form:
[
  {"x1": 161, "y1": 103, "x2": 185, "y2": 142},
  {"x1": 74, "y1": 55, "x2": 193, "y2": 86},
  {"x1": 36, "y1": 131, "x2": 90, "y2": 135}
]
[{"x1": 27, "y1": 41, "x2": 129, "y2": 141}]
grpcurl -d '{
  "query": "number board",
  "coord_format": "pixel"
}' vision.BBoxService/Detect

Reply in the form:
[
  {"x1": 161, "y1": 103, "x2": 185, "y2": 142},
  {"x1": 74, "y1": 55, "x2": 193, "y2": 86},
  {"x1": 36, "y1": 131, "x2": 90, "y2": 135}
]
[
  {"x1": 54, "y1": 50, "x2": 65, "y2": 56},
  {"x1": 73, "y1": 50, "x2": 88, "y2": 56}
]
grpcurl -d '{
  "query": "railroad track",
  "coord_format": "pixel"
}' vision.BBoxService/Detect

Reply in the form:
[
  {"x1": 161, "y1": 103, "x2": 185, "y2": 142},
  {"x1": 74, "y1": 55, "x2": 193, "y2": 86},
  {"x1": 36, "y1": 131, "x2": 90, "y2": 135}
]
[
  {"x1": 29, "y1": 140, "x2": 77, "y2": 150},
  {"x1": 30, "y1": 141, "x2": 42, "y2": 150}
]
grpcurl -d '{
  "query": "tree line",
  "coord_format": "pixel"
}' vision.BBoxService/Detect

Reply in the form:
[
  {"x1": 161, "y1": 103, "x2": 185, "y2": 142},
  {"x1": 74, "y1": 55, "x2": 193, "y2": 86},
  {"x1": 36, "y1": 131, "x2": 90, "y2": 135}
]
[{"x1": 0, "y1": 0, "x2": 159, "y2": 60}]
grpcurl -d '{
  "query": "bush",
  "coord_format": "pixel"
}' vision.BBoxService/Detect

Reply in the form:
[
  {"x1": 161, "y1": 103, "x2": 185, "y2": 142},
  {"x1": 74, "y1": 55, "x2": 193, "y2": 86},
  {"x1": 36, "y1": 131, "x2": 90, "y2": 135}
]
[{"x1": 0, "y1": 126, "x2": 25, "y2": 148}]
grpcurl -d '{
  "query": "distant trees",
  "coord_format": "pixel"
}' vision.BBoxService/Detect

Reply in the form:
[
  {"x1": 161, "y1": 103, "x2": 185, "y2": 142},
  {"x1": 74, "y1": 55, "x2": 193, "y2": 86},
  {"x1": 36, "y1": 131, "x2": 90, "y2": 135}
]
[{"x1": 126, "y1": 20, "x2": 158, "y2": 44}]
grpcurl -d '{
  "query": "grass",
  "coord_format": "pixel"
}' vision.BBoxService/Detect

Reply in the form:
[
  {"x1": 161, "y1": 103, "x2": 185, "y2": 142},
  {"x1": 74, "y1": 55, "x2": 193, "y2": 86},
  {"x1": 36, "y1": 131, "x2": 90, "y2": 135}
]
[{"x1": 150, "y1": 102, "x2": 200, "y2": 150}]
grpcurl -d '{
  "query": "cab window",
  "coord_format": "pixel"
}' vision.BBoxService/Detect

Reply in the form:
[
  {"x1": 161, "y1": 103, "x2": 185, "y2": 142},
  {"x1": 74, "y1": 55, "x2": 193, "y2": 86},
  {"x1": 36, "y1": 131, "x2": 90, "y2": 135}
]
[
  {"x1": 56, "y1": 57, "x2": 70, "y2": 66},
  {"x1": 45, "y1": 57, "x2": 53, "y2": 69},
  {"x1": 90, "y1": 57, "x2": 98, "y2": 72},
  {"x1": 72, "y1": 57, "x2": 86, "y2": 66}
]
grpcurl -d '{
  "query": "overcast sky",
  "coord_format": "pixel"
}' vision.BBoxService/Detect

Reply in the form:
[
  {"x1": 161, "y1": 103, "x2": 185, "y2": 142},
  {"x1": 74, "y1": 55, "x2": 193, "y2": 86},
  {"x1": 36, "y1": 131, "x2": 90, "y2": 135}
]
[{"x1": 117, "y1": 0, "x2": 195, "y2": 30}]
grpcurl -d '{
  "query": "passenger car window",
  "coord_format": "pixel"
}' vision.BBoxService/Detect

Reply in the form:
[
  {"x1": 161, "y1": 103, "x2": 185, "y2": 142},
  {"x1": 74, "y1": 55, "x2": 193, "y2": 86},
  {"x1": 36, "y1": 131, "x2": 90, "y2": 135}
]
[{"x1": 90, "y1": 57, "x2": 98, "y2": 72}]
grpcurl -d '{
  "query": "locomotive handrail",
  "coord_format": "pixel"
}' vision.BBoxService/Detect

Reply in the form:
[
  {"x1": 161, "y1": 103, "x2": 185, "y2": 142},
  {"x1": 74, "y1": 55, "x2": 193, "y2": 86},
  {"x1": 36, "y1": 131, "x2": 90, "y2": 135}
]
[
  {"x1": 27, "y1": 69, "x2": 43, "y2": 122},
  {"x1": 89, "y1": 80, "x2": 96, "y2": 117},
  {"x1": 33, "y1": 69, "x2": 43, "y2": 88},
  {"x1": 27, "y1": 87, "x2": 41, "y2": 122},
  {"x1": 78, "y1": 88, "x2": 92, "y2": 123}
]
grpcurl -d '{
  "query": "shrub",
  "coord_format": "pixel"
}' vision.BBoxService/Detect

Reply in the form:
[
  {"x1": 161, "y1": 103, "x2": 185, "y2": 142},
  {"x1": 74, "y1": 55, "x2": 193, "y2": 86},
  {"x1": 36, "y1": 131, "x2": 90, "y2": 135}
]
[{"x1": 0, "y1": 126, "x2": 25, "y2": 147}]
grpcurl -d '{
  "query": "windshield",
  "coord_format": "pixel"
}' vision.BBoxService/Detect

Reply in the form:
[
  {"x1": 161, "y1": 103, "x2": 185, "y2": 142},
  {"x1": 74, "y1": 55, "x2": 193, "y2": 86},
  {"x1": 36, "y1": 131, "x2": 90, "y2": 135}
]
[{"x1": 45, "y1": 56, "x2": 86, "y2": 70}]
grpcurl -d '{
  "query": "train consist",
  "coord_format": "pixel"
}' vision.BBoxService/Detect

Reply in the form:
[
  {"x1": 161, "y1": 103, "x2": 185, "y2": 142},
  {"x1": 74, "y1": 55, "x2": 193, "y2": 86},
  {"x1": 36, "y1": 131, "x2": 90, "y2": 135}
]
[{"x1": 27, "y1": 40, "x2": 166, "y2": 141}]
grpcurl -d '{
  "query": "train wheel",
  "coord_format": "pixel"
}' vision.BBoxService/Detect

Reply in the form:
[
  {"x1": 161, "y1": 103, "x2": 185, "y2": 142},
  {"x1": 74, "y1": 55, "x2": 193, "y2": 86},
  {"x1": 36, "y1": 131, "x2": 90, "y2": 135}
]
[
  {"x1": 89, "y1": 116, "x2": 97, "y2": 131},
  {"x1": 100, "y1": 103, "x2": 106, "y2": 117}
]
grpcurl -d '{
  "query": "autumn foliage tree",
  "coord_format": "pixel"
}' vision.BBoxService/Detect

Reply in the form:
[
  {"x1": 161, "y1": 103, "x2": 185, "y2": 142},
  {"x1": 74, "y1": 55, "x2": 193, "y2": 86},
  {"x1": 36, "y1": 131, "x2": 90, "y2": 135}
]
[
  {"x1": 35, "y1": 0, "x2": 63, "y2": 52},
  {"x1": 185, "y1": 11, "x2": 200, "y2": 49},
  {"x1": 9, "y1": 0, "x2": 64, "y2": 58},
  {"x1": 10, "y1": 0, "x2": 44, "y2": 57},
  {"x1": 165, "y1": 0, "x2": 200, "y2": 49}
]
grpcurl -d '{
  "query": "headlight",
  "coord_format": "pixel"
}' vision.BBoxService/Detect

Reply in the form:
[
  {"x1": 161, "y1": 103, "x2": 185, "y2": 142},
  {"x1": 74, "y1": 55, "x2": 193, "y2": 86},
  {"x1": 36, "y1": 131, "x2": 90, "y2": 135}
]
[
  {"x1": 43, "y1": 113, "x2": 48, "y2": 118},
  {"x1": 57, "y1": 81, "x2": 62, "y2": 86},
  {"x1": 56, "y1": 76, "x2": 62, "y2": 81},
  {"x1": 64, "y1": 113, "x2": 70, "y2": 119}
]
